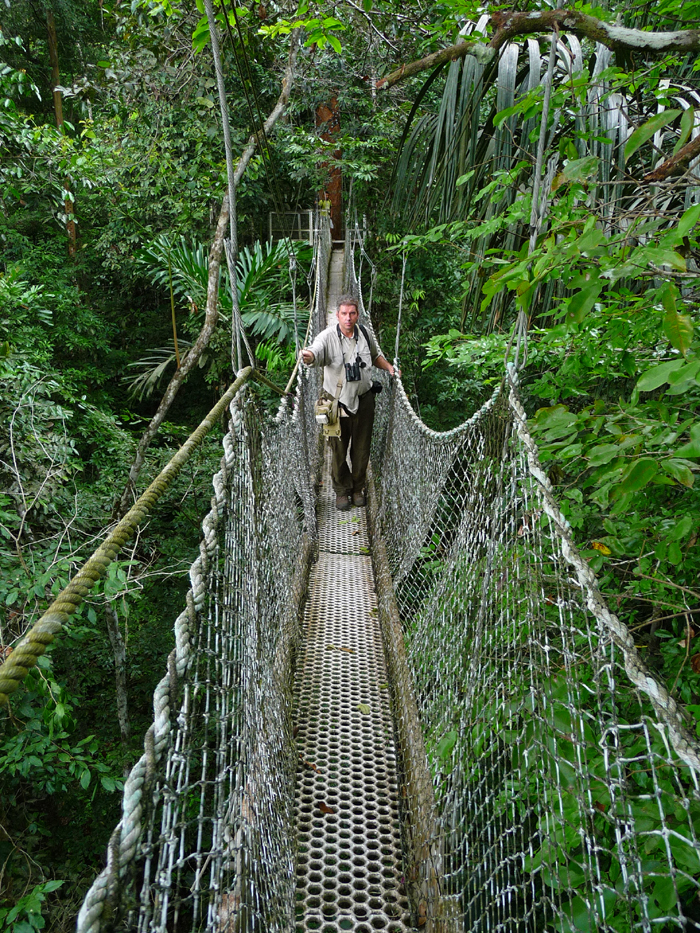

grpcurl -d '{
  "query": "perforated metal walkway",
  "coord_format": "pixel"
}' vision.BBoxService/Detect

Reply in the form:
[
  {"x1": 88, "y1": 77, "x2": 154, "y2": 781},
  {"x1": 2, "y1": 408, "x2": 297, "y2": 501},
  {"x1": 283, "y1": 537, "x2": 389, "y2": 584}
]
[{"x1": 292, "y1": 249, "x2": 410, "y2": 932}]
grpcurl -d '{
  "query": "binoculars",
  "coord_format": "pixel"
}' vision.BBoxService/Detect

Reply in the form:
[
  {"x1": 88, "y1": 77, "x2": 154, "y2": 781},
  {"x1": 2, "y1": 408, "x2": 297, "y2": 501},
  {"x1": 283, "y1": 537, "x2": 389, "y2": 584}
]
[{"x1": 344, "y1": 357, "x2": 366, "y2": 382}]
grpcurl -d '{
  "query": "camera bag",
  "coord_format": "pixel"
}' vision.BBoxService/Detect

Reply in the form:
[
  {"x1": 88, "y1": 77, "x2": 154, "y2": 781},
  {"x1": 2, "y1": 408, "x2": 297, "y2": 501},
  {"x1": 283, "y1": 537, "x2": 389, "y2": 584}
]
[{"x1": 314, "y1": 376, "x2": 343, "y2": 438}]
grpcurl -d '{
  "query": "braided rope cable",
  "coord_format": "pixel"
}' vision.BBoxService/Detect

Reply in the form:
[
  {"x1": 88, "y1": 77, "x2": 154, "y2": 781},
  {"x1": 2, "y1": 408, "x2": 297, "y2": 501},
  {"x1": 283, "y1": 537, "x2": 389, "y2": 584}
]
[
  {"x1": 0, "y1": 369, "x2": 253, "y2": 706},
  {"x1": 224, "y1": 238, "x2": 256, "y2": 370},
  {"x1": 77, "y1": 392, "x2": 248, "y2": 933},
  {"x1": 507, "y1": 367, "x2": 700, "y2": 775}
]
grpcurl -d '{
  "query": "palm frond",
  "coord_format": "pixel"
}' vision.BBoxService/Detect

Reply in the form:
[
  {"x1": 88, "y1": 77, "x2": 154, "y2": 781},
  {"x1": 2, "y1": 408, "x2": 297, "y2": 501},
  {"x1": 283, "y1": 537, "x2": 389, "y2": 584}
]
[
  {"x1": 123, "y1": 340, "x2": 193, "y2": 401},
  {"x1": 137, "y1": 236, "x2": 212, "y2": 306}
]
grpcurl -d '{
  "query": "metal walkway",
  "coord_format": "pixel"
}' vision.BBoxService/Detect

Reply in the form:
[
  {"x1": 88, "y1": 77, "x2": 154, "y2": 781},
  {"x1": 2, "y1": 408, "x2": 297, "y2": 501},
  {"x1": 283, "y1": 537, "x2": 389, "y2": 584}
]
[{"x1": 292, "y1": 250, "x2": 410, "y2": 932}]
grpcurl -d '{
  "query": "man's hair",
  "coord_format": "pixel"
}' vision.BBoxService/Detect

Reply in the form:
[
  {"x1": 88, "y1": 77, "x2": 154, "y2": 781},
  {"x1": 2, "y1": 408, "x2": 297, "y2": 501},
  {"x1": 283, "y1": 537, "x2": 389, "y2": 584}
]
[{"x1": 336, "y1": 294, "x2": 359, "y2": 312}]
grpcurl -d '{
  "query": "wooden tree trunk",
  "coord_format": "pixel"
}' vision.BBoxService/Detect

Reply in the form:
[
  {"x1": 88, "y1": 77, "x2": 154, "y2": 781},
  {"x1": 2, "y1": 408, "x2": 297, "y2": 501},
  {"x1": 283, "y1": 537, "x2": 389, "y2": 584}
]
[
  {"x1": 105, "y1": 604, "x2": 131, "y2": 775},
  {"x1": 316, "y1": 97, "x2": 342, "y2": 239}
]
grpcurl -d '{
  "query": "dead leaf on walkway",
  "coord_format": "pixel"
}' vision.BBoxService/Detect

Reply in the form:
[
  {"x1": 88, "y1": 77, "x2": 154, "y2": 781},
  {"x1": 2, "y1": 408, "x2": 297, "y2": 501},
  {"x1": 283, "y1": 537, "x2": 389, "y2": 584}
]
[
  {"x1": 299, "y1": 756, "x2": 321, "y2": 773},
  {"x1": 327, "y1": 644, "x2": 355, "y2": 654},
  {"x1": 358, "y1": 703, "x2": 371, "y2": 715},
  {"x1": 318, "y1": 802, "x2": 336, "y2": 814}
]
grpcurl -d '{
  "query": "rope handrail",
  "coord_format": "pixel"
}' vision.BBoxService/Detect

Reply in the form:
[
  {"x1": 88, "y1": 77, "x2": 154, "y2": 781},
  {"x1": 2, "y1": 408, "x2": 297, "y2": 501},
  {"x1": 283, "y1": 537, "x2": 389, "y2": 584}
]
[
  {"x1": 0, "y1": 366, "x2": 253, "y2": 705},
  {"x1": 506, "y1": 365, "x2": 700, "y2": 774}
]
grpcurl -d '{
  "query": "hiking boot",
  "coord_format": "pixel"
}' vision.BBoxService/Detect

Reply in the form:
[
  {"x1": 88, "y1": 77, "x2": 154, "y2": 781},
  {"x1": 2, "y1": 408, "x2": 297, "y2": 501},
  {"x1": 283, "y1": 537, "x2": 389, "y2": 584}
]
[
  {"x1": 352, "y1": 492, "x2": 366, "y2": 507},
  {"x1": 335, "y1": 494, "x2": 352, "y2": 511}
]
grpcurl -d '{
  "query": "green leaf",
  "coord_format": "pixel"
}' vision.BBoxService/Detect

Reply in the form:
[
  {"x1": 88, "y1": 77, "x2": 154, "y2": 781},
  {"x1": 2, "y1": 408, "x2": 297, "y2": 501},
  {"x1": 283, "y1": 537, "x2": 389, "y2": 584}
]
[
  {"x1": 677, "y1": 424, "x2": 700, "y2": 458},
  {"x1": 673, "y1": 107, "x2": 694, "y2": 156},
  {"x1": 42, "y1": 880, "x2": 64, "y2": 893},
  {"x1": 560, "y1": 156, "x2": 599, "y2": 185},
  {"x1": 619, "y1": 458, "x2": 658, "y2": 493},
  {"x1": 668, "y1": 359, "x2": 700, "y2": 386},
  {"x1": 677, "y1": 202, "x2": 700, "y2": 238},
  {"x1": 625, "y1": 109, "x2": 681, "y2": 161},
  {"x1": 636, "y1": 359, "x2": 684, "y2": 392},
  {"x1": 669, "y1": 514, "x2": 694, "y2": 540},
  {"x1": 662, "y1": 286, "x2": 694, "y2": 356},
  {"x1": 663, "y1": 311, "x2": 694, "y2": 357},
  {"x1": 328, "y1": 35, "x2": 342, "y2": 54},
  {"x1": 566, "y1": 283, "x2": 602, "y2": 324},
  {"x1": 456, "y1": 170, "x2": 475, "y2": 187},
  {"x1": 587, "y1": 444, "x2": 619, "y2": 467},
  {"x1": 663, "y1": 459, "x2": 695, "y2": 487},
  {"x1": 560, "y1": 443, "x2": 583, "y2": 459},
  {"x1": 636, "y1": 246, "x2": 686, "y2": 271},
  {"x1": 80, "y1": 768, "x2": 91, "y2": 789},
  {"x1": 534, "y1": 404, "x2": 573, "y2": 426},
  {"x1": 436, "y1": 730, "x2": 457, "y2": 760},
  {"x1": 357, "y1": 703, "x2": 371, "y2": 715}
]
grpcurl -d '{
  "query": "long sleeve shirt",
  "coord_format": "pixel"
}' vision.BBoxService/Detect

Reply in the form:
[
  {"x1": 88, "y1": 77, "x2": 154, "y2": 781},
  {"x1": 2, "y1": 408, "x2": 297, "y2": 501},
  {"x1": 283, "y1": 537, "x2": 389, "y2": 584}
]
[{"x1": 307, "y1": 323, "x2": 385, "y2": 415}]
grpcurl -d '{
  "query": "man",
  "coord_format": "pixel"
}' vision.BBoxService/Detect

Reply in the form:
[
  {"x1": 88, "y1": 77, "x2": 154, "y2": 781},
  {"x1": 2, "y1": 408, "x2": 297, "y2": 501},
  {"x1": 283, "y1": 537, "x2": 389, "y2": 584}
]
[{"x1": 301, "y1": 294, "x2": 397, "y2": 511}]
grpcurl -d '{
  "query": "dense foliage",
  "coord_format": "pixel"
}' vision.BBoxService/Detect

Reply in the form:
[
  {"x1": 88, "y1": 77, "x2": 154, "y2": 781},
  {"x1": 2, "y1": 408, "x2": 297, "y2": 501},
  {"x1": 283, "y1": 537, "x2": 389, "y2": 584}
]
[{"x1": 1, "y1": 0, "x2": 699, "y2": 926}]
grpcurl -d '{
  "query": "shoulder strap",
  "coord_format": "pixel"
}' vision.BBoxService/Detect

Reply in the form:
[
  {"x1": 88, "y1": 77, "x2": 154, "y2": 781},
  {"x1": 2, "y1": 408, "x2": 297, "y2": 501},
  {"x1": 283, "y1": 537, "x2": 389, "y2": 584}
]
[{"x1": 359, "y1": 324, "x2": 370, "y2": 346}]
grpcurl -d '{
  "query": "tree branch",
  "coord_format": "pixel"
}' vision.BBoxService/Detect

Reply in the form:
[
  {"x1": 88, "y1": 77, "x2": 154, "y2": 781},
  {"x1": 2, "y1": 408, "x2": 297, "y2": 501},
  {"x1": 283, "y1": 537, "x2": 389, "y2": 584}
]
[
  {"x1": 642, "y1": 133, "x2": 700, "y2": 183},
  {"x1": 377, "y1": 8, "x2": 700, "y2": 90},
  {"x1": 376, "y1": 38, "x2": 494, "y2": 89}
]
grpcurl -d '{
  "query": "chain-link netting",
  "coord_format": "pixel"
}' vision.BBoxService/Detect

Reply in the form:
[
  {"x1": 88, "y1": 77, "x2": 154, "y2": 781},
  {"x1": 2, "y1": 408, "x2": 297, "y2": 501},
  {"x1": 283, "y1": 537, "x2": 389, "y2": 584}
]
[{"x1": 347, "y1": 216, "x2": 700, "y2": 931}]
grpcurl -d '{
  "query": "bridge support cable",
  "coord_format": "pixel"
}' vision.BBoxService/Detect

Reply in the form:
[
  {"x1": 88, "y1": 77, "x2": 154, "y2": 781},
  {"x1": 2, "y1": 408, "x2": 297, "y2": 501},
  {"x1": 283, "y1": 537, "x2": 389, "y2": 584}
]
[{"x1": 344, "y1": 210, "x2": 700, "y2": 930}]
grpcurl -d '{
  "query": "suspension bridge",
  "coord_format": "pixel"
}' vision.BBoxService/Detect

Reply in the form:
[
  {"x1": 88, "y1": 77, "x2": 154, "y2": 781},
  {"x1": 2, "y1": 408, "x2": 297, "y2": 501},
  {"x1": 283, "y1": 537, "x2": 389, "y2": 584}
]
[{"x1": 2, "y1": 213, "x2": 700, "y2": 933}]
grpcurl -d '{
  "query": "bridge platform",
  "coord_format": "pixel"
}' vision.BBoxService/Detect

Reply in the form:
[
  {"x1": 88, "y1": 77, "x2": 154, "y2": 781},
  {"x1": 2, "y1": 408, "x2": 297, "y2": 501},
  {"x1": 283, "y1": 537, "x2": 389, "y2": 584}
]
[{"x1": 292, "y1": 249, "x2": 410, "y2": 932}]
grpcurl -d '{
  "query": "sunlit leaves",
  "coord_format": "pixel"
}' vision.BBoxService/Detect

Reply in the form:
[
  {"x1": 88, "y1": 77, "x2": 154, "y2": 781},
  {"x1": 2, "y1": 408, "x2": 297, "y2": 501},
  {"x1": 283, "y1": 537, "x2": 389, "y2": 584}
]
[
  {"x1": 663, "y1": 309, "x2": 694, "y2": 357},
  {"x1": 552, "y1": 155, "x2": 599, "y2": 190},
  {"x1": 676, "y1": 203, "x2": 700, "y2": 239}
]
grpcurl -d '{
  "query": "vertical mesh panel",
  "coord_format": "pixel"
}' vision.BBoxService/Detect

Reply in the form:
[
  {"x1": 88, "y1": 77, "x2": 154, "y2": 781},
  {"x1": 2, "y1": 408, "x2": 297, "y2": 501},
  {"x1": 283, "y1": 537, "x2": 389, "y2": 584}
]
[
  {"x1": 77, "y1": 215, "x2": 335, "y2": 933},
  {"x1": 342, "y1": 228, "x2": 700, "y2": 933}
]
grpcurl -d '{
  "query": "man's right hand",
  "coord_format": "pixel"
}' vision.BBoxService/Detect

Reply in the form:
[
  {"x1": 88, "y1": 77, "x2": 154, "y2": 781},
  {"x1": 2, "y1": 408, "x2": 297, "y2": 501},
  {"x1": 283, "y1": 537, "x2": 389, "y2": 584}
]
[{"x1": 301, "y1": 348, "x2": 314, "y2": 364}]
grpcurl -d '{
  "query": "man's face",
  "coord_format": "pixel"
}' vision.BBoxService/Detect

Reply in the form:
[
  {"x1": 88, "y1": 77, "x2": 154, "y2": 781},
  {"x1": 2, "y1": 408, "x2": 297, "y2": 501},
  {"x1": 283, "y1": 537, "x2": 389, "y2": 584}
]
[{"x1": 337, "y1": 303, "x2": 359, "y2": 336}]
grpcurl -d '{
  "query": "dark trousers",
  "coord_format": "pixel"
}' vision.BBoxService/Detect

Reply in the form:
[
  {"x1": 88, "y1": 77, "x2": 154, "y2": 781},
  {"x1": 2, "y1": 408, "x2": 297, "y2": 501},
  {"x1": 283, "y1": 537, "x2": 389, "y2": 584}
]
[{"x1": 329, "y1": 391, "x2": 375, "y2": 495}]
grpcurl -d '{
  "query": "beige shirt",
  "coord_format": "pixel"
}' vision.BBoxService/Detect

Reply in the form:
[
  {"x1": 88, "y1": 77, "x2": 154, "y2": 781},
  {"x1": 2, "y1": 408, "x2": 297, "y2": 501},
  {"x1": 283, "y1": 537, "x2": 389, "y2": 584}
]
[{"x1": 308, "y1": 323, "x2": 385, "y2": 415}]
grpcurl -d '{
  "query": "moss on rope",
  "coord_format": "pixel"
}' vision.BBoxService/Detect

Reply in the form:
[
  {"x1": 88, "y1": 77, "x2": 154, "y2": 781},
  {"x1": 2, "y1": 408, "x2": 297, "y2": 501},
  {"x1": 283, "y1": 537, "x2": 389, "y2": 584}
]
[{"x1": 0, "y1": 367, "x2": 253, "y2": 705}]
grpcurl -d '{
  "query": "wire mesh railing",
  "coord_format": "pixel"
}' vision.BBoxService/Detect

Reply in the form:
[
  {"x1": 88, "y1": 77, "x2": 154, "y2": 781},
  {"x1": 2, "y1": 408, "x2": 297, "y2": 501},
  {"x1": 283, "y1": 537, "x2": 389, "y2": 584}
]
[
  {"x1": 348, "y1": 221, "x2": 700, "y2": 931},
  {"x1": 76, "y1": 219, "x2": 329, "y2": 933}
]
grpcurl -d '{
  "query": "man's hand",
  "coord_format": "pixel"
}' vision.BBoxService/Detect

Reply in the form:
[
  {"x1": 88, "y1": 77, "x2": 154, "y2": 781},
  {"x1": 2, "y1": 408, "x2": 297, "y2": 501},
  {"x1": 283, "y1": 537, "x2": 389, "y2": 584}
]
[
  {"x1": 375, "y1": 356, "x2": 400, "y2": 379},
  {"x1": 301, "y1": 348, "x2": 314, "y2": 364}
]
